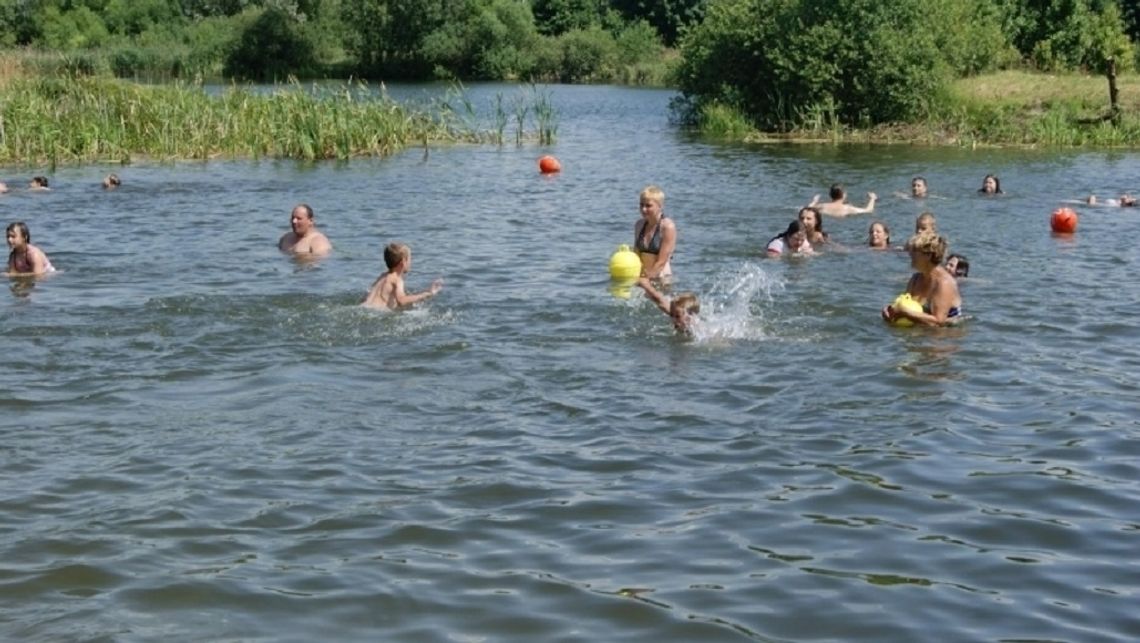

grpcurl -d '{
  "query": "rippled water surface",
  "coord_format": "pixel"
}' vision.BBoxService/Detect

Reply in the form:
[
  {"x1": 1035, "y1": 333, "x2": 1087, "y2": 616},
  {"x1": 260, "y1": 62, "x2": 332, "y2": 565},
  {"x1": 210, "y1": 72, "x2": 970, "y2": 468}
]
[{"x1": 3, "y1": 84, "x2": 1139, "y2": 642}]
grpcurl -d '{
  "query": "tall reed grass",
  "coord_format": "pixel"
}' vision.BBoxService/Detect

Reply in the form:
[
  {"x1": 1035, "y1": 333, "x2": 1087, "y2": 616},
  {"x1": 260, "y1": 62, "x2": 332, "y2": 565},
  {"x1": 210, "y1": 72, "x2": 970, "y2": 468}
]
[{"x1": 0, "y1": 75, "x2": 559, "y2": 164}]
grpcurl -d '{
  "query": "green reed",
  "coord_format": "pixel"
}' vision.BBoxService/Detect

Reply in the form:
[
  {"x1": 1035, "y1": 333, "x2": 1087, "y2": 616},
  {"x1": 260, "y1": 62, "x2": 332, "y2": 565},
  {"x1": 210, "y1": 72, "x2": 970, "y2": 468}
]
[{"x1": 0, "y1": 75, "x2": 479, "y2": 164}]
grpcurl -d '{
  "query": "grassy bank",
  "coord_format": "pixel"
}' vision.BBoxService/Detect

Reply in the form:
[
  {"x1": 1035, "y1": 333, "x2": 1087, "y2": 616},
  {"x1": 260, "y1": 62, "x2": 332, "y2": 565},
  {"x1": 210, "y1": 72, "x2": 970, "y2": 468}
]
[
  {"x1": 0, "y1": 63, "x2": 558, "y2": 164},
  {"x1": 703, "y1": 71, "x2": 1140, "y2": 147}
]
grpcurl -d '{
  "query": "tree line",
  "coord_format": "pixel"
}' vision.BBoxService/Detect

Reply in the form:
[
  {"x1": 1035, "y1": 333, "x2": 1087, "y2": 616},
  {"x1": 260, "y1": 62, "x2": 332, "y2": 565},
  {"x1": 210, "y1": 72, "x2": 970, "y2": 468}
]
[
  {"x1": 3, "y1": 1, "x2": 1140, "y2": 130},
  {"x1": 0, "y1": 0, "x2": 703, "y2": 83}
]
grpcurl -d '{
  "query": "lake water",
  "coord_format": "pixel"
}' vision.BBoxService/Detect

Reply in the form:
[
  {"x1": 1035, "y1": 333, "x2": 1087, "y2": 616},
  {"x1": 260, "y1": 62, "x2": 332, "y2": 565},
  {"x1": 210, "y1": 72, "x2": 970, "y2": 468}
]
[{"x1": 2, "y1": 83, "x2": 1139, "y2": 642}]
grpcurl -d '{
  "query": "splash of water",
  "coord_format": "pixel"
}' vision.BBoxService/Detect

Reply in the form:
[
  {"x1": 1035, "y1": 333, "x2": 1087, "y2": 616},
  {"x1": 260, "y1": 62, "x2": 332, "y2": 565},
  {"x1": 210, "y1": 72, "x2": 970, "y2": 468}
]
[{"x1": 690, "y1": 262, "x2": 784, "y2": 342}]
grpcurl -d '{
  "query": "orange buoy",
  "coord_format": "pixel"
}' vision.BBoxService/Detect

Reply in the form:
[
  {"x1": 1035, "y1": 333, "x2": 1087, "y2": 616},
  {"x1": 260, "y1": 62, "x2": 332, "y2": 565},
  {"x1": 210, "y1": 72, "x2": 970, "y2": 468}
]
[
  {"x1": 1051, "y1": 207, "x2": 1078, "y2": 234},
  {"x1": 538, "y1": 155, "x2": 561, "y2": 174}
]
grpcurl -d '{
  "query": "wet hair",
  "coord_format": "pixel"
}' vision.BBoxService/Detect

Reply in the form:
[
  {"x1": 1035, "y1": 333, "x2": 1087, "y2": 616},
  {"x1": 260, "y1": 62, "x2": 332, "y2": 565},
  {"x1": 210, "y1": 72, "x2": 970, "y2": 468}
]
[
  {"x1": 979, "y1": 174, "x2": 1002, "y2": 194},
  {"x1": 947, "y1": 254, "x2": 970, "y2": 277},
  {"x1": 383, "y1": 242, "x2": 411, "y2": 269},
  {"x1": 906, "y1": 232, "x2": 949, "y2": 265},
  {"x1": 671, "y1": 292, "x2": 700, "y2": 316},
  {"x1": 798, "y1": 207, "x2": 825, "y2": 236},
  {"x1": 828, "y1": 183, "x2": 844, "y2": 200},
  {"x1": 639, "y1": 185, "x2": 664, "y2": 207},
  {"x1": 1122, "y1": 194, "x2": 1136, "y2": 207},
  {"x1": 768, "y1": 219, "x2": 807, "y2": 247},
  {"x1": 6, "y1": 221, "x2": 30, "y2": 243},
  {"x1": 912, "y1": 176, "x2": 927, "y2": 187},
  {"x1": 31, "y1": 176, "x2": 48, "y2": 188},
  {"x1": 915, "y1": 211, "x2": 937, "y2": 233},
  {"x1": 103, "y1": 173, "x2": 121, "y2": 188},
  {"x1": 868, "y1": 220, "x2": 890, "y2": 246},
  {"x1": 293, "y1": 203, "x2": 314, "y2": 220}
]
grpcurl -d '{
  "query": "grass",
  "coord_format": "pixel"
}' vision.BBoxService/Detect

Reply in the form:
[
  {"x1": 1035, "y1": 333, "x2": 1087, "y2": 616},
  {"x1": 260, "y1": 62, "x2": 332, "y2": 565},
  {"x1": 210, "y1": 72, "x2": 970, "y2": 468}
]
[
  {"x1": 714, "y1": 70, "x2": 1140, "y2": 148},
  {"x1": 0, "y1": 70, "x2": 560, "y2": 165}
]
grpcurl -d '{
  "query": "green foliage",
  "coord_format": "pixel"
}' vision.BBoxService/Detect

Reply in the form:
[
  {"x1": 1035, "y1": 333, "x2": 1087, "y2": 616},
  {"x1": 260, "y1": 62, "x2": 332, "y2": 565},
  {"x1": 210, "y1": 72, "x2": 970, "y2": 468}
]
[
  {"x1": 532, "y1": 0, "x2": 607, "y2": 36},
  {"x1": 557, "y1": 26, "x2": 619, "y2": 82},
  {"x1": 225, "y1": 6, "x2": 316, "y2": 80},
  {"x1": 676, "y1": 0, "x2": 1025, "y2": 129},
  {"x1": 610, "y1": 0, "x2": 707, "y2": 46},
  {"x1": 995, "y1": 0, "x2": 1133, "y2": 72}
]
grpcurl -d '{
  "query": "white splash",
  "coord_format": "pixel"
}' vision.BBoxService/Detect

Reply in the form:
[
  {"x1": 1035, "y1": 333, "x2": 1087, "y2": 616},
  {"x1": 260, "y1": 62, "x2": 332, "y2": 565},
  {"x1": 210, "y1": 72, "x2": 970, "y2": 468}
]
[{"x1": 690, "y1": 262, "x2": 783, "y2": 342}]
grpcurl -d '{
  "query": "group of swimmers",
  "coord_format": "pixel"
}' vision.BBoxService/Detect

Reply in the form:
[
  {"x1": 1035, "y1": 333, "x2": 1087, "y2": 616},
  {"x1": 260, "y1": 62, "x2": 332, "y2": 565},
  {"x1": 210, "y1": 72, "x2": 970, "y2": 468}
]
[{"x1": 628, "y1": 177, "x2": 998, "y2": 333}]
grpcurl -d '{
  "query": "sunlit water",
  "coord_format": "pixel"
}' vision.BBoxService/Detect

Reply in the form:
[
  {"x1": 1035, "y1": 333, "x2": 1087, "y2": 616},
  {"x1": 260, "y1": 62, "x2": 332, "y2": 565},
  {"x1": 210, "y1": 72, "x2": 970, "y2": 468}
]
[{"x1": 2, "y1": 84, "x2": 1139, "y2": 642}]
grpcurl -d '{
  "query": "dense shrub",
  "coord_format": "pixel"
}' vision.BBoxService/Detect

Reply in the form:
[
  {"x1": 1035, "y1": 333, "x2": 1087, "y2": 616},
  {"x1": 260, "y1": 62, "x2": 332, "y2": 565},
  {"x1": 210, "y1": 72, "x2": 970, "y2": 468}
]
[
  {"x1": 224, "y1": 7, "x2": 316, "y2": 80},
  {"x1": 557, "y1": 26, "x2": 619, "y2": 82},
  {"x1": 676, "y1": 0, "x2": 1019, "y2": 129}
]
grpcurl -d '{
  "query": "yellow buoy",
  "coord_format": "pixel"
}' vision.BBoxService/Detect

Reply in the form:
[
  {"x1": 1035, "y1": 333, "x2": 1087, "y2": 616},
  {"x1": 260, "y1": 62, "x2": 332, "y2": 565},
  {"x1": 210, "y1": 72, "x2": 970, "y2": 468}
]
[
  {"x1": 889, "y1": 293, "x2": 923, "y2": 327},
  {"x1": 609, "y1": 244, "x2": 642, "y2": 280}
]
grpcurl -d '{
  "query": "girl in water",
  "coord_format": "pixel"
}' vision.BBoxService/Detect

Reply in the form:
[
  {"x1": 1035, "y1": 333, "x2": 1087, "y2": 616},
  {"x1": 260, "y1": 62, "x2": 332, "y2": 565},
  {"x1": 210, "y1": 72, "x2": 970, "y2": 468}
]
[
  {"x1": 6, "y1": 222, "x2": 55, "y2": 275},
  {"x1": 868, "y1": 221, "x2": 891, "y2": 250},
  {"x1": 798, "y1": 207, "x2": 828, "y2": 245},
  {"x1": 881, "y1": 232, "x2": 962, "y2": 326},
  {"x1": 633, "y1": 185, "x2": 676, "y2": 281},
  {"x1": 979, "y1": 174, "x2": 1002, "y2": 195},
  {"x1": 766, "y1": 219, "x2": 812, "y2": 256}
]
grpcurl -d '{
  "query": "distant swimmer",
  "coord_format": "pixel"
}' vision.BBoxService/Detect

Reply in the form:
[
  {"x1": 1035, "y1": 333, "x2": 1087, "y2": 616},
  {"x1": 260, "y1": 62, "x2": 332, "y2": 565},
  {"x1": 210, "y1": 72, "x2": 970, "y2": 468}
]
[
  {"x1": 102, "y1": 174, "x2": 121, "y2": 190},
  {"x1": 1086, "y1": 194, "x2": 1136, "y2": 207},
  {"x1": 911, "y1": 176, "x2": 928, "y2": 198},
  {"x1": 633, "y1": 185, "x2": 676, "y2": 281},
  {"x1": 868, "y1": 221, "x2": 891, "y2": 250},
  {"x1": 915, "y1": 211, "x2": 937, "y2": 235},
  {"x1": 6, "y1": 222, "x2": 56, "y2": 276},
  {"x1": 766, "y1": 219, "x2": 813, "y2": 256},
  {"x1": 798, "y1": 207, "x2": 829, "y2": 245},
  {"x1": 810, "y1": 183, "x2": 877, "y2": 217},
  {"x1": 361, "y1": 242, "x2": 442, "y2": 310},
  {"x1": 636, "y1": 277, "x2": 699, "y2": 335},
  {"x1": 0, "y1": 182, "x2": 8, "y2": 194},
  {"x1": 946, "y1": 254, "x2": 969, "y2": 278},
  {"x1": 28, "y1": 176, "x2": 50, "y2": 191},
  {"x1": 979, "y1": 174, "x2": 1002, "y2": 195},
  {"x1": 278, "y1": 203, "x2": 331, "y2": 256}
]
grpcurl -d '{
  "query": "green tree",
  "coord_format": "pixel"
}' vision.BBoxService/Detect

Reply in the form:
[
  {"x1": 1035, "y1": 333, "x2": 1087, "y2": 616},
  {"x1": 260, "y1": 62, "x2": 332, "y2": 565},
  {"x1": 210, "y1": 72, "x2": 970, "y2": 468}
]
[
  {"x1": 610, "y1": 0, "x2": 706, "y2": 46},
  {"x1": 224, "y1": 6, "x2": 316, "y2": 79}
]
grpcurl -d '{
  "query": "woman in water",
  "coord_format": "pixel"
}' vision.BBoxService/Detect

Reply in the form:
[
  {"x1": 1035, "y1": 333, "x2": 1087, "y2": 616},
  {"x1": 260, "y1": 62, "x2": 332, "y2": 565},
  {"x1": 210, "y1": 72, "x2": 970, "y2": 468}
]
[
  {"x1": 868, "y1": 221, "x2": 891, "y2": 250},
  {"x1": 633, "y1": 185, "x2": 676, "y2": 281},
  {"x1": 766, "y1": 219, "x2": 812, "y2": 256},
  {"x1": 881, "y1": 232, "x2": 962, "y2": 326},
  {"x1": 6, "y1": 221, "x2": 55, "y2": 275},
  {"x1": 798, "y1": 207, "x2": 828, "y2": 246},
  {"x1": 979, "y1": 174, "x2": 1002, "y2": 195}
]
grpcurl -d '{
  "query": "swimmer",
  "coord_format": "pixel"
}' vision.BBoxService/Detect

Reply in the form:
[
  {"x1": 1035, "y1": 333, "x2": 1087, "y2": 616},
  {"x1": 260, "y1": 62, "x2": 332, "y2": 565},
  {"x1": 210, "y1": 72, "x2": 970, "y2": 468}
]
[
  {"x1": 910, "y1": 176, "x2": 928, "y2": 198},
  {"x1": 102, "y1": 174, "x2": 121, "y2": 190},
  {"x1": 361, "y1": 242, "x2": 443, "y2": 310},
  {"x1": 1086, "y1": 194, "x2": 1136, "y2": 207},
  {"x1": 0, "y1": 182, "x2": 9, "y2": 194},
  {"x1": 29, "y1": 176, "x2": 50, "y2": 191},
  {"x1": 6, "y1": 222, "x2": 55, "y2": 276},
  {"x1": 278, "y1": 203, "x2": 332, "y2": 256},
  {"x1": 809, "y1": 183, "x2": 877, "y2": 217},
  {"x1": 868, "y1": 221, "x2": 891, "y2": 250},
  {"x1": 798, "y1": 207, "x2": 829, "y2": 245},
  {"x1": 766, "y1": 219, "x2": 812, "y2": 256},
  {"x1": 946, "y1": 254, "x2": 969, "y2": 278},
  {"x1": 979, "y1": 174, "x2": 1002, "y2": 195},
  {"x1": 881, "y1": 232, "x2": 962, "y2": 326},
  {"x1": 636, "y1": 277, "x2": 699, "y2": 335},
  {"x1": 633, "y1": 185, "x2": 676, "y2": 281},
  {"x1": 915, "y1": 211, "x2": 937, "y2": 234}
]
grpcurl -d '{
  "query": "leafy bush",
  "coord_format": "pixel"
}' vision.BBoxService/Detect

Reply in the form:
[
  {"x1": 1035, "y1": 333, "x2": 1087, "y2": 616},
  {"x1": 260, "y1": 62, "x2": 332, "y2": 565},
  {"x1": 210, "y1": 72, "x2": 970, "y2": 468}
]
[
  {"x1": 224, "y1": 7, "x2": 316, "y2": 80},
  {"x1": 557, "y1": 26, "x2": 619, "y2": 82},
  {"x1": 676, "y1": 0, "x2": 1019, "y2": 129}
]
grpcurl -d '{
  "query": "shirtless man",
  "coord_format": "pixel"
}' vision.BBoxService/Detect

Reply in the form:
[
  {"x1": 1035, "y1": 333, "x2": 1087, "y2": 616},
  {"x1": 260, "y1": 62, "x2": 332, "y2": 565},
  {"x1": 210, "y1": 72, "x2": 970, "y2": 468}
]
[
  {"x1": 809, "y1": 183, "x2": 877, "y2": 217},
  {"x1": 278, "y1": 203, "x2": 331, "y2": 256}
]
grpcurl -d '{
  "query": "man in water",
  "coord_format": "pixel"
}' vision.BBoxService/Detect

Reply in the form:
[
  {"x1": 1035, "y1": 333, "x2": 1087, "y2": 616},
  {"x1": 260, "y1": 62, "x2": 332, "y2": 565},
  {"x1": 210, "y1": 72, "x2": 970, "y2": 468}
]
[
  {"x1": 278, "y1": 203, "x2": 332, "y2": 256},
  {"x1": 809, "y1": 183, "x2": 877, "y2": 217}
]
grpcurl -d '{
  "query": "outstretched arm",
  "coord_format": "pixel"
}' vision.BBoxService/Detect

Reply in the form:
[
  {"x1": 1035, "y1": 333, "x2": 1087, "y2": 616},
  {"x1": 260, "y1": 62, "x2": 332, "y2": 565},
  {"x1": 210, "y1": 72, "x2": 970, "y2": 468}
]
[
  {"x1": 395, "y1": 278, "x2": 443, "y2": 307},
  {"x1": 636, "y1": 277, "x2": 671, "y2": 314}
]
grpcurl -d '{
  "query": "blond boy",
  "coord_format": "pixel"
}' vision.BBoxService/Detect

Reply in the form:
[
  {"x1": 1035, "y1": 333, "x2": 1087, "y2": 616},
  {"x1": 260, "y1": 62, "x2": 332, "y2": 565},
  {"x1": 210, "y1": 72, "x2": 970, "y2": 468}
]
[
  {"x1": 636, "y1": 277, "x2": 699, "y2": 334},
  {"x1": 362, "y1": 242, "x2": 443, "y2": 310}
]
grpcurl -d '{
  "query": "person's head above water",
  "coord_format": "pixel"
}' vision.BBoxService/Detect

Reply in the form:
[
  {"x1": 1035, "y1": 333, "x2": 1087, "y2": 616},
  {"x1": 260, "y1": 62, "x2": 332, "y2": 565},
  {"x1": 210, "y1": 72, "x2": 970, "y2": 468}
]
[
  {"x1": 979, "y1": 174, "x2": 1002, "y2": 195},
  {"x1": 906, "y1": 232, "x2": 949, "y2": 267},
  {"x1": 946, "y1": 254, "x2": 969, "y2": 278},
  {"x1": 102, "y1": 174, "x2": 121, "y2": 189},
  {"x1": 798, "y1": 206, "x2": 823, "y2": 234},
  {"x1": 828, "y1": 183, "x2": 845, "y2": 201},
  {"x1": 868, "y1": 221, "x2": 890, "y2": 249},
  {"x1": 915, "y1": 211, "x2": 937, "y2": 234},
  {"x1": 669, "y1": 292, "x2": 700, "y2": 333},
  {"x1": 911, "y1": 176, "x2": 928, "y2": 198}
]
